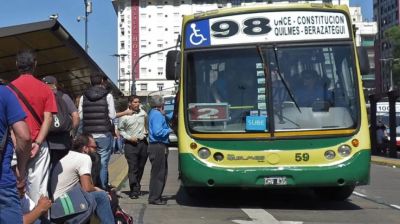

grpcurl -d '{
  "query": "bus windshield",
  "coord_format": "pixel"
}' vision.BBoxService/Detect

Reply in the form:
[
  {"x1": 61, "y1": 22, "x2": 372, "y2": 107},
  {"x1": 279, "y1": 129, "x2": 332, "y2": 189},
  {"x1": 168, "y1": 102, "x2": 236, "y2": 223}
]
[{"x1": 185, "y1": 44, "x2": 359, "y2": 133}]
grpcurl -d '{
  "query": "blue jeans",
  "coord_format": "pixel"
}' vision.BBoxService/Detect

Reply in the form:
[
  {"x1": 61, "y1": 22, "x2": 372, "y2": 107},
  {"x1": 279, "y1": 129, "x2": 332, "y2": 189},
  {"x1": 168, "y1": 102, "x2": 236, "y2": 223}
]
[
  {"x1": 114, "y1": 137, "x2": 125, "y2": 154},
  {"x1": 94, "y1": 132, "x2": 113, "y2": 189},
  {"x1": 0, "y1": 186, "x2": 23, "y2": 223},
  {"x1": 90, "y1": 191, "x2": 115, "y2": 224}
]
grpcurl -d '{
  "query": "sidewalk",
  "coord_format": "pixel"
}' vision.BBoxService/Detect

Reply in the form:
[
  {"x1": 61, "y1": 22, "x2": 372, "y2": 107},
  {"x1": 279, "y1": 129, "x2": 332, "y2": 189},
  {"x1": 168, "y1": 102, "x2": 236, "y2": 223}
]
[
  {"x1": 108, "y1": 153, "x2": 400, "y2": 190},
  {"x1": 108, "y1": 153, "x2": 128, "y2": 189}
]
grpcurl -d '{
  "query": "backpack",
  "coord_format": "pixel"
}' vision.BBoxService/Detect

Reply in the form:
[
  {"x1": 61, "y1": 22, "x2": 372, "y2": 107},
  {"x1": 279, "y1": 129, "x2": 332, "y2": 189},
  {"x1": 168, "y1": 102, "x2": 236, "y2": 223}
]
[
  {"x1": 50, "y1": 91, "x2": 72, "y2": 133},
  {"x1": 47, "y1": 91, "x2": 73, "y2": 150},
  {"x1": 114, "y1": 206, "x2": 134, "y2": 224}
]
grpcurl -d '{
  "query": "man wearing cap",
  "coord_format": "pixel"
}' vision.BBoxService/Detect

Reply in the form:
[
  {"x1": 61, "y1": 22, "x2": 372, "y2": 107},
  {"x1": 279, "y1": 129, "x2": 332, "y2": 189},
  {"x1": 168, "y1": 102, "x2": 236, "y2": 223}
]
[
  {"x1": 10, "y1": 49, "x2": 57, "y2": 204},
  {"x1": 42, "y1": 75, "x2": 80, "y2": 165}
]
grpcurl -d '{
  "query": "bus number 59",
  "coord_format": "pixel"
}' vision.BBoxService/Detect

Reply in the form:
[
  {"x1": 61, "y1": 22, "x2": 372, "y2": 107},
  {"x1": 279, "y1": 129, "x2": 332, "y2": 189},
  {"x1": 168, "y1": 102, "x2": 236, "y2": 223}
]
[{"x1": 295, "y1": 153, "x2": 310, "y2": 162}]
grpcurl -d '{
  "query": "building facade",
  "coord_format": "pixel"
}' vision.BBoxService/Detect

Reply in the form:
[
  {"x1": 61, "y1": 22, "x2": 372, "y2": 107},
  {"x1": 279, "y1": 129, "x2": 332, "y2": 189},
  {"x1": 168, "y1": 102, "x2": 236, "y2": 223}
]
[
  {"x1": 350, "y1": 5, "x2": 378, "y2": 100},
  {"x1": 373, "y1": 0, "x2": 399, "y2": 93},
  {"x1": 112, "y1": 0, "x2": 376, "y2": 97}
]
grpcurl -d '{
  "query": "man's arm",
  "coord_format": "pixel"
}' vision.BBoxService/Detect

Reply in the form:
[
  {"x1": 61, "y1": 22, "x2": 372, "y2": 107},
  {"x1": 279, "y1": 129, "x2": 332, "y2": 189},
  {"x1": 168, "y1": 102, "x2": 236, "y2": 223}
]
[
  {"x1": 12, "y1": 120, "x2": 31, "y2": 189},
  {"x1": 80, "y1": 174, "x2": 98, "y2": 192},
  {"x1": 71, "y1": 111, "x2": 80, "y2": 130},
  {"x1": 23, "y1": 195, "x2": 52, "y2": 224},
  {"x1": 31, "y1": 112, "x2": 52, "y2": 158},
  {"x1": 116, "y1": 109, "x2": 133, "y2": 118},
  {"x1": 107, "y1": 94, "x2": 116, "y2": 120}
]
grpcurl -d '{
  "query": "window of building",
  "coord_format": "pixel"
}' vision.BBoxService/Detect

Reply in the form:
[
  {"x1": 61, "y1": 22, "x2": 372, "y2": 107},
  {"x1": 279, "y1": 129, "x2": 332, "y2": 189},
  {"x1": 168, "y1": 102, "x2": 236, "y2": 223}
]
[
  {"x1": 157, "y1": 43, "x2": 163, "y2": 48},
  {"x1": 120, "y1": 68, "x2": 125, "y2": 77},
  {"x1": 120, "y1": 41, "x2": 125, "y2": 49},
  {"x1": 141, "y1": 83, "x2": 148, "y2": 91},
  {"x1": 157, "y1": 13, "x2": 163, "y2": 17},
  {"x1": 141, "y1": 68, "x2": 147, "y2": 74},
  {"x1": 158, "y1": 67, "x2": 163, "y2": 76},
  {"x1": 121, "y1": 28, "x2": 125, "y2": 36},
  {"x1": 120, "y1": 82, "x2": 125, "y2": 91},
  {"x1": 120, "y1": 15, "x2": 125, "y2": 23},
  {"x1": 157, "y1": 83, "x2": 164, "y2": 91}
]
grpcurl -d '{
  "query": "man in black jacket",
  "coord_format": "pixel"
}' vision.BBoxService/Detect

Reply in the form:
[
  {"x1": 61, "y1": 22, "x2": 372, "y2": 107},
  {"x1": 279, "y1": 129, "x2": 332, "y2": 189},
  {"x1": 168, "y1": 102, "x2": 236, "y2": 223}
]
[{"x1": 78, "y1": 73, "x2": 116, "y2": 190}]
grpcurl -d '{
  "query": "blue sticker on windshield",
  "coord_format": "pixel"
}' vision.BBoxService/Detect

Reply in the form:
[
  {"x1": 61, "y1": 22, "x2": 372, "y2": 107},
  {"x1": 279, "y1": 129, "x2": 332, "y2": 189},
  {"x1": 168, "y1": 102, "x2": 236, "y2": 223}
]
[
  {"x1": 246, "y1": 116, "x2": 266, "y2": 131},
  {"x1": 185, "y1": 20, "x2": 211, "y2": 48}
]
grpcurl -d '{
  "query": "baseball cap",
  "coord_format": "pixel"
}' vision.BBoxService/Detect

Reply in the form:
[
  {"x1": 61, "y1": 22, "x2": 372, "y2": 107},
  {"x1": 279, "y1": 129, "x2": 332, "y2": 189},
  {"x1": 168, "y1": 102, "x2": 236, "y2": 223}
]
[{"x1": 42, "y1": 75, "x2": 57, "y2": 84}]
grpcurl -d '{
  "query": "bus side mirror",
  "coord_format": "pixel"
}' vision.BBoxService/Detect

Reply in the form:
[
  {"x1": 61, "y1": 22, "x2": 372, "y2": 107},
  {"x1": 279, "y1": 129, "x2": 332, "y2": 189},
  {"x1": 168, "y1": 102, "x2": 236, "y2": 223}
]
[
  {"x1": 166, "y1": 50, "x2": 181, "y2": 80},
  {"x1": 357, "y1": 47, "x2": 370, "y2": 75}
]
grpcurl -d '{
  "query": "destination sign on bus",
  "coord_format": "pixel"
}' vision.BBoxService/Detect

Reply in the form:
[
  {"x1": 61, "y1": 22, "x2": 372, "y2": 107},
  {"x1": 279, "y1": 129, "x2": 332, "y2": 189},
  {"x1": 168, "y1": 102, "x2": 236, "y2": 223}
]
[{"x1": 185, "y1": 11, "x2": 350, "y2": 48}]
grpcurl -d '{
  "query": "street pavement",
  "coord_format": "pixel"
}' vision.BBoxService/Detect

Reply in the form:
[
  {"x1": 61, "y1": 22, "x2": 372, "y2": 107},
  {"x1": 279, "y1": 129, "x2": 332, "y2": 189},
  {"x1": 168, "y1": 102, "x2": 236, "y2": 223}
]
[{"x1": 108, "y1": 152, "x2": 400, "y2": 191}]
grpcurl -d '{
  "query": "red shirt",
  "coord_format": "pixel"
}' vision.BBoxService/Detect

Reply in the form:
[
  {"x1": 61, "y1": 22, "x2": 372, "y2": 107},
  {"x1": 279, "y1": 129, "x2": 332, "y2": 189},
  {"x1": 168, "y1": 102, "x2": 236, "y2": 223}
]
[{"x1": 11, "y1": 74, "x2": 57, "y2": 140}]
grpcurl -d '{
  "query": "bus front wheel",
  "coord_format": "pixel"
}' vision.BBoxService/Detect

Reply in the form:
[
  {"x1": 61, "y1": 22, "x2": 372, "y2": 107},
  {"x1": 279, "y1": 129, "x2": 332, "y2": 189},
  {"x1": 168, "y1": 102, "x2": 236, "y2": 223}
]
[{"x1": 313, "y1": 185, "x2": 355, "y2": 201}]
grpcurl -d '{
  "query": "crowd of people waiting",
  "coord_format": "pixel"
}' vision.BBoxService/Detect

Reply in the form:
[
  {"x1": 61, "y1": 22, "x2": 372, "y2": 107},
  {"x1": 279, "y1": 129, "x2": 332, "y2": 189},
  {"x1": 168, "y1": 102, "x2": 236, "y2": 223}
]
[{"x1": 0, "y1": 49, "x2": 173, "y2": 223}]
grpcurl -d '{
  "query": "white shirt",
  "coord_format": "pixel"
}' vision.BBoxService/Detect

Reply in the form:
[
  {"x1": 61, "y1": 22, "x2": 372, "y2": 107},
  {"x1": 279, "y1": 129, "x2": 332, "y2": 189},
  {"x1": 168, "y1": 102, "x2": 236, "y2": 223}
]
[{"x1": 50, "y1": 151, "x2": 92, "y2": 200}]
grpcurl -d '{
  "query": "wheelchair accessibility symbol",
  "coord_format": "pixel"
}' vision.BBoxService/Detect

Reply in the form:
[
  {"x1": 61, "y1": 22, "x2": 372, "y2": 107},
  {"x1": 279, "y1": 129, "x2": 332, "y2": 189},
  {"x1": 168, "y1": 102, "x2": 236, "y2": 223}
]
[
  {"x1": 185, "y1": 20, "x2": 210, "y2": 48},
  {"x1": 189, "y1": 24, "x2": 207, "y2": 46}
]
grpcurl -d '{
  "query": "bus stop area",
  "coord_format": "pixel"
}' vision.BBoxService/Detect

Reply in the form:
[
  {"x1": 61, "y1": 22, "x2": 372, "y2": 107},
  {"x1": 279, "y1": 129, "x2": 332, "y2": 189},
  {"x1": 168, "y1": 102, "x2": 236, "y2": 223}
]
[{"x1": 0, "y1": 19, "x2": 124, "y2": 102}]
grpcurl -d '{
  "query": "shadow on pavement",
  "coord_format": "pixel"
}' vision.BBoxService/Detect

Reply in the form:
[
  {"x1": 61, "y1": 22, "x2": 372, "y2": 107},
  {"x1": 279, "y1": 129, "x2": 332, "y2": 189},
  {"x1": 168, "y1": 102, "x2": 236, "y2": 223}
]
[{"x1": 174, "y1": 186, "x2": 362, "y2": 210}]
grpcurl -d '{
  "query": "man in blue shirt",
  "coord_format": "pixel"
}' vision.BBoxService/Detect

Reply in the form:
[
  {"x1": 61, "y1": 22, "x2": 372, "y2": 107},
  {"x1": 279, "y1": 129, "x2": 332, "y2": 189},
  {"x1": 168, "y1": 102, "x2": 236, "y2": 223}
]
[
  {"x1": 0, "y1": 85, "x2": 31, "y2": 223},
  {"x1": 147, "y1": 95, "x2": 173, "y2": 205}
]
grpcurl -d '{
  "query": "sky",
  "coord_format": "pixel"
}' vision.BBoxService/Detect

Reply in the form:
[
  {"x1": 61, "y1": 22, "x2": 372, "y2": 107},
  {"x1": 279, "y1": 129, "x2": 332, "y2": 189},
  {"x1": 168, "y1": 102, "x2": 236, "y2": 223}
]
[{"x1": 0, "y1": 0, "x2": 373, "y2": 85}]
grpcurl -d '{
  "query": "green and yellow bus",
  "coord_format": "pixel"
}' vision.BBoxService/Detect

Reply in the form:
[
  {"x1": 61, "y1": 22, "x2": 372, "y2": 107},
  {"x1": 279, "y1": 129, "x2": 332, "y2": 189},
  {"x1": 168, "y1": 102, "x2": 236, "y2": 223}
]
[{"x1": 166, "y1": 2, "x2": 370, "y2": 200}]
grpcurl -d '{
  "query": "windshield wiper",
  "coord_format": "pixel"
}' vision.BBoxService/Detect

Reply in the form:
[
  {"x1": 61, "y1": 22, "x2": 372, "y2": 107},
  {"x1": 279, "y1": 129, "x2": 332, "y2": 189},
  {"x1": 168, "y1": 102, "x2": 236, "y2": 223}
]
[{"x1": 268, "y1": 45, "x2": 301, "y2": 113}]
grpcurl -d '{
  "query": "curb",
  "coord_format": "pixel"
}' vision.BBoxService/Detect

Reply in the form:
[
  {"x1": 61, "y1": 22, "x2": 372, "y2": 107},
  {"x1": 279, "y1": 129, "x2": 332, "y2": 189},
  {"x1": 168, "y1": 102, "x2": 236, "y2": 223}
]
[
  {"x1": 371, "y1": 156, "x2": 400, "y2": 167},
  {"x1": 109, "y1": 154, "x2": 128, "y2": 189}
]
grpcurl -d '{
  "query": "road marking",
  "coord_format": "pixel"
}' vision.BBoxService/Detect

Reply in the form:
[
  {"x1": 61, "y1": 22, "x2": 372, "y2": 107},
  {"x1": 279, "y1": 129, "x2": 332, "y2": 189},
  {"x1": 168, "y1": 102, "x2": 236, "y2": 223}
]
[
  {"x1": 168, "y1": 147, "x2": 178, "y2": 151},
  {"x1": 389, "y1": 204, "x2": 400, "y2": 210},
  {"x1": 353, "y1": 191, "x2": 367, "y2": 198},
  {"x1": 354, "y1": 191, "x2": 400, "y2": 211},
  {"x1": 232, "y1": 208, "x2": 302, "y2": 224}
]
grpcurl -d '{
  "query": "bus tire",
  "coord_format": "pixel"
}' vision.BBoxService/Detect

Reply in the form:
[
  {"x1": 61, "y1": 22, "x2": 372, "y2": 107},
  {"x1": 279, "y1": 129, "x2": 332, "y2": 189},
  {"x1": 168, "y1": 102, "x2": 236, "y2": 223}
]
[{"x1": 314, "y1": 185, "x2": 355, "y2": 201}]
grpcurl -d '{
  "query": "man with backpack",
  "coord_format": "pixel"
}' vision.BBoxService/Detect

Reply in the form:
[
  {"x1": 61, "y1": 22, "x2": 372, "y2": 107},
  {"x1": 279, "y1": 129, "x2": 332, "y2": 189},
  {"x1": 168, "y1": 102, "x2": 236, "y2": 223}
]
[{"x1": 42, "y1": 75, "x2": 80, "y2": 165}]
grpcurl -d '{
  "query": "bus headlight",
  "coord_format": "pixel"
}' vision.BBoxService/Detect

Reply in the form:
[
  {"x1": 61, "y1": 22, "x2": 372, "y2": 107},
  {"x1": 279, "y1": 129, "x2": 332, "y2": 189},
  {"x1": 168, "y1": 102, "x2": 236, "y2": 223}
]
[
  {"x1": 338, "y1": 145, "x2": 351, "y2": 157},
  {"x1": 198, "y1": 147, "x2": 211, "y2": 159},
  {"x1": 324, "y1": 150, "x2": 336, "y2": 160},
  {"x1": 213, "y1": 152, "x2": 224, "y2": 161}
]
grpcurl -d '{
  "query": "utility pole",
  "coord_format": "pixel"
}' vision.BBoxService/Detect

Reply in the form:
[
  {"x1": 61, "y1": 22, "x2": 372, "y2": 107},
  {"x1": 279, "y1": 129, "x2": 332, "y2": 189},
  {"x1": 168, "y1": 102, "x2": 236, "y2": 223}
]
[
  {"x1": 131, "y1": 46, "x2": 177, "y2": 95},
  {"x1": 111, "y1": 53, "x2": 128, "y2": 94},
  {"x1": 78, "y1": 0, "x2": 92, "y2": 52}
]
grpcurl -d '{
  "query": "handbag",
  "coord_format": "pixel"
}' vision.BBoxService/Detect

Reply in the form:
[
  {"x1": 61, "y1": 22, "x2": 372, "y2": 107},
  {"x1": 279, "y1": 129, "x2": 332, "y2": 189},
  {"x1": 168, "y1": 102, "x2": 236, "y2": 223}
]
[{"x1": 50, "y1": 184, "x2": 96, "y2": 223}]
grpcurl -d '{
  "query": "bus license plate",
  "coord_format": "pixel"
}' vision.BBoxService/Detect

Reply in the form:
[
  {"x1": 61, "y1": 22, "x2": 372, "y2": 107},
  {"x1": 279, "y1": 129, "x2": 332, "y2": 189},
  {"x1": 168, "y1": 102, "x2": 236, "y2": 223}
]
[{"x1": 264, "y1": 177, "x2": 287, "y2": 185}]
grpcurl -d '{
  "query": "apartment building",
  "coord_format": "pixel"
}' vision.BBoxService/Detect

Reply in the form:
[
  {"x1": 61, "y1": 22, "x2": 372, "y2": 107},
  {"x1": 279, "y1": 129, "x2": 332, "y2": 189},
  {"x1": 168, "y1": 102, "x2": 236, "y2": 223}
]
[{"x1": 112, "y1": 0, "x2": 376, "y2": 97}]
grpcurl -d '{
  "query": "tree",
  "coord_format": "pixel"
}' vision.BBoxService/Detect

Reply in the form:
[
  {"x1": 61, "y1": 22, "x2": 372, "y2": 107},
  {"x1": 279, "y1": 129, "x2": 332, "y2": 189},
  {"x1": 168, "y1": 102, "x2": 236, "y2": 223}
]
[{"x1": 384, "y1": 25, "x2": 400, "y2": 87}]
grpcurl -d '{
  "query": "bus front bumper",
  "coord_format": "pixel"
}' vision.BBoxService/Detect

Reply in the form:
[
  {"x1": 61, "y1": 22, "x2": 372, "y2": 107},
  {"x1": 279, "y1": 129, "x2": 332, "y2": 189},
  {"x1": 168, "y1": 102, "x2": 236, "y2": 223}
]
[{"x1": 179, "y1": 150, "x2": 370, "y2": 188}]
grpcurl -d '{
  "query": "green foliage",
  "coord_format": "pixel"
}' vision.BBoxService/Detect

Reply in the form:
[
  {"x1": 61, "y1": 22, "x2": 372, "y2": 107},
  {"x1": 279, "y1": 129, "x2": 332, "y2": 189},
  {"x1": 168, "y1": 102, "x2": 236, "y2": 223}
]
[
  {"x1": 385, "y1": 26, "x2": 400, "y2": 58},
  {"x1": 385, "y1": 26, "x2": 400, "y2": 86}
]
